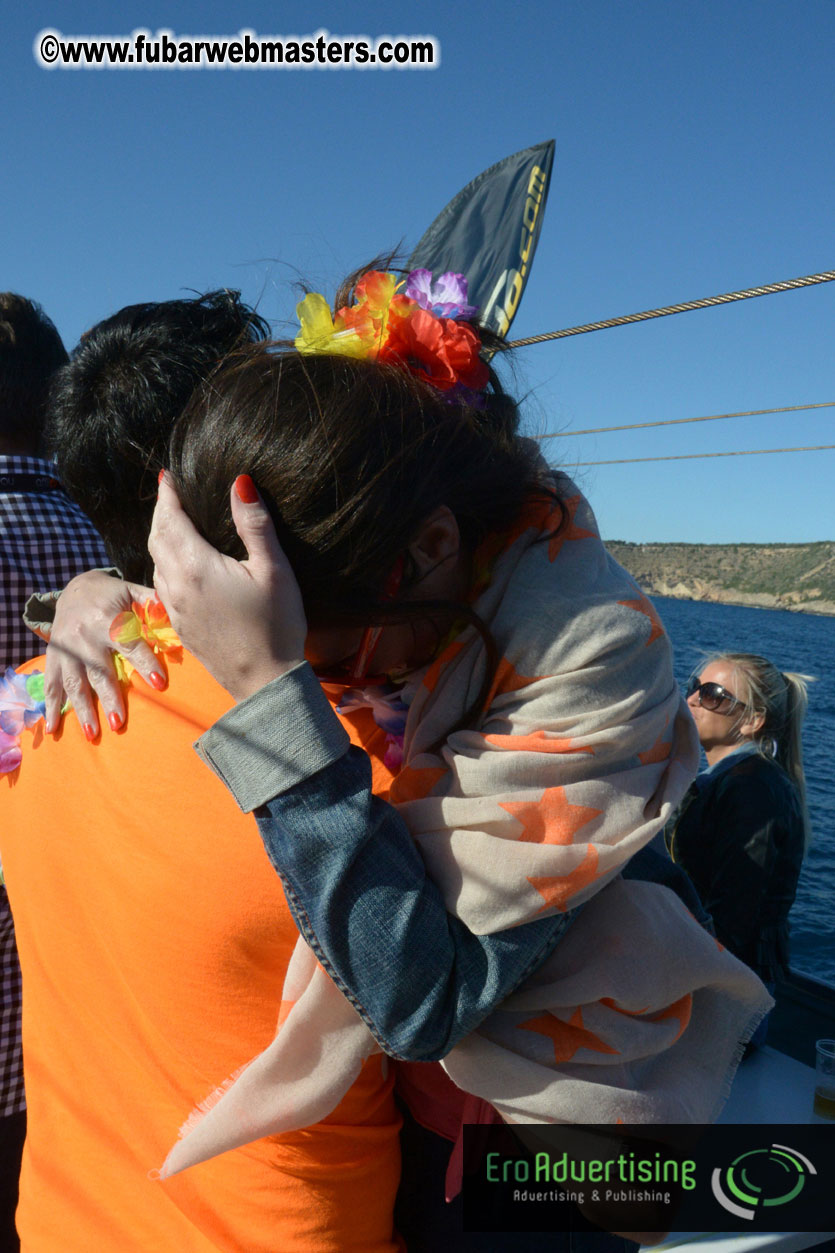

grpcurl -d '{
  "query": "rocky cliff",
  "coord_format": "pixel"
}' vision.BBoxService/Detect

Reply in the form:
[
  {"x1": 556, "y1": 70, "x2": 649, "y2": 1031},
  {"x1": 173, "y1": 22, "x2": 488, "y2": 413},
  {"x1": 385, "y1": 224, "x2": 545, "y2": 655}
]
[{"x1": 604, "y1": 540, "x2": 835, "y2": 616}]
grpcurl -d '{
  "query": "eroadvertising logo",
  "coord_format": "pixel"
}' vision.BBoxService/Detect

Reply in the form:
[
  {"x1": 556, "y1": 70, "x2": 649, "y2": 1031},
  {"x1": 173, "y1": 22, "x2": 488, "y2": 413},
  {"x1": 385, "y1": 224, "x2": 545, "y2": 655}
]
[
  {"x1": 711, "y1": 1143, "x2": 816, "y2": 1220},
  {"x1": 461, "y1": 1125, "x2": 834, "y2": 1235}
]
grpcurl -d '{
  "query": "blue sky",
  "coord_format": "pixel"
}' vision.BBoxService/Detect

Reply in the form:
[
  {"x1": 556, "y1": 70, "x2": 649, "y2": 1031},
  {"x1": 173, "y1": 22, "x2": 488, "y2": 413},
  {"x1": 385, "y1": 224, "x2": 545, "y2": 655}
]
[{"x1": 4, "y1": 1, "x2": 834, "y2": 543}]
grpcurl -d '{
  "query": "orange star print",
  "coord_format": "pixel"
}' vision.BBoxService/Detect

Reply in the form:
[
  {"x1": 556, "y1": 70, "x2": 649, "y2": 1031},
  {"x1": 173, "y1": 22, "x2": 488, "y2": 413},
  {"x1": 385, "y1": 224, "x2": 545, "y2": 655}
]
[
  {"x1": 618, "y1": 596, "x2": 664, "y2": 646},
  {"x1": 638, "y1": 732, "x2": 672, "y2": 765},
  {"x1": 420, "y1": 640, "x2": 467, "y2": 695},
  {"x1": 547, "y1": 495, "x2": 596, "y2": 562},
  {"x1": 500, "y1": 786, "x2": 601, "y2": 846},
  {"x1": 516, "y1": 1006, "x2": 618, "y2": 1063},
  {"x1": 647, "y1": 994, "x2": 692, "y2": 1042},
  {"x1": 484, "y1": 729, "x2": 594, "y2": 755},
  {"x1": 389, "y1": 763, "x2": 447, "y2": 803},
  {"x1": 527, "y1": 844, "x2": 601, "y2": 912}
]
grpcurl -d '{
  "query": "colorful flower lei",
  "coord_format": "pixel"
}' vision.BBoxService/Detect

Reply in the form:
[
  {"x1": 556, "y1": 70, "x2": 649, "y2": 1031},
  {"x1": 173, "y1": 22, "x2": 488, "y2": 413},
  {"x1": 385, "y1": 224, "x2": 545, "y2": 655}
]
[
  {"x1": 295, "y1": 268, "x2": 489, "y2": 397},
  {"x1": 0, "y1": 598, "x2": 181, "y2": 777},
  {"x1": 0, "y1": 670, "x2": 45, "y2": 775},
  {"x1": 108, "y1": 597, "x2": 181, "y2": 680},
  {"x1": 336, "y1": 685, "x2": 410, "y2": 771}
]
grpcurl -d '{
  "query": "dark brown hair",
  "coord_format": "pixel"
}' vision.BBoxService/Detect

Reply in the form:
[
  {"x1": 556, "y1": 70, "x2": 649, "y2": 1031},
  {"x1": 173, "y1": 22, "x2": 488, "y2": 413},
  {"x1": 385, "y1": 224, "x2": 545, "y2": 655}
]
[
  {"x1": 0, "y1": 293, "x2": 68, "y2": 450},
  {"x1": 170, "y1": 344, "x2": 561, "y2": 723},
  {"x1": 47, "y1": 290, "x2": 269, "y2": 581}
]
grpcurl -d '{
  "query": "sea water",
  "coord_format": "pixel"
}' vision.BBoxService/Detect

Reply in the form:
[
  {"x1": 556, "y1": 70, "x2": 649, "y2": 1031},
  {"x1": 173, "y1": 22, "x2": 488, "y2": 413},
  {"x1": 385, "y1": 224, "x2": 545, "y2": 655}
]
[{"x1": 651, "y1": 596, "x2": 835, "y2": 986}]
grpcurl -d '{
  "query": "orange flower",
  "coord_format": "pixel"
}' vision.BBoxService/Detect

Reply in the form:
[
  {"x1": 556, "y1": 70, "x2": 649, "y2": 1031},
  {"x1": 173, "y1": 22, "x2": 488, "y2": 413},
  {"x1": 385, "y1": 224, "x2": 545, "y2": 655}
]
[
  {"x1": 109, "y1": 598, "x2": 182, "y2": 680},
  {"x1": 334, "y1": 271, "x2": 404, "y2": 351},
  {"x1": 382, "y1": 306, "x2": 489, "y2": 392}
]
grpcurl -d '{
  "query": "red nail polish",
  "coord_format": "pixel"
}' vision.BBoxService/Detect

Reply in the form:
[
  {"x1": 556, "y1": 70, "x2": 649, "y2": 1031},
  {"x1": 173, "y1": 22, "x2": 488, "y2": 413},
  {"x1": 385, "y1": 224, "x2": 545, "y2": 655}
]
[
  {"x1": 234, "y1": 474, "x2": 259, "y2": 504},
  {"x1": 148, "y1": 672, "x2": 167, "y2": 691},
  {"x1": 158, "y1": 469, "x2": 165, "y2": 485},
  {"x1": 84, "y1": 723, "x2": 96, "y2": 742},
  {"x1": 108, "y1": 712, "x2": 122, "y2": 732}
]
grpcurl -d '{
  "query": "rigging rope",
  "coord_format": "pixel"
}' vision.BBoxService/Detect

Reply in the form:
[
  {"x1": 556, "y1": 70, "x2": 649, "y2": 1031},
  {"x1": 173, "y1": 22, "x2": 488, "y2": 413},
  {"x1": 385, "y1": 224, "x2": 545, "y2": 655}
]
[
  {"x1": 505, "y1": 270, "x2": 835, "y2": 349},
  {"x1": 534, "y1": 400, "x2": 835, "y2": 440},
  {"x1": 571, "y1": 445, "x2": 835, "y2": 467}
]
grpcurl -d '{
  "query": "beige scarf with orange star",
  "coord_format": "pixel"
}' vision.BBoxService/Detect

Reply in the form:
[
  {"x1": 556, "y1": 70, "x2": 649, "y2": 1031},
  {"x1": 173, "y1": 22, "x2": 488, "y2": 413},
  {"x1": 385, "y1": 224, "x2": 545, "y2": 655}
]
[{"x1": 160, "y1": 477, "x2": 771, "y2": 1178}]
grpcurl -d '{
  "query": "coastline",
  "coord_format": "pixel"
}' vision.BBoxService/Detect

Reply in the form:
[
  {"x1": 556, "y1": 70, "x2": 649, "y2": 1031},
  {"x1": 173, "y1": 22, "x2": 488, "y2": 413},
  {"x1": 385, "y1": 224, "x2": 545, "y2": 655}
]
[
  {"x1": 639, "y1": 585, "x2": 835, "y2": 617},
  {"x1": 605, "y1": 541, "x2": 835, "y2": 618}
]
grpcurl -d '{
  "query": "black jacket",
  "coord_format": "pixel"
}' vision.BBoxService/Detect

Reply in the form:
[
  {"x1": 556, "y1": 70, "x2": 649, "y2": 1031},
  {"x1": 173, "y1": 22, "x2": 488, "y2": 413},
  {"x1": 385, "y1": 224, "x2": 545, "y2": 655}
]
[{"x1": 666, "y1": 751, "x2": 805, "y2": 982}]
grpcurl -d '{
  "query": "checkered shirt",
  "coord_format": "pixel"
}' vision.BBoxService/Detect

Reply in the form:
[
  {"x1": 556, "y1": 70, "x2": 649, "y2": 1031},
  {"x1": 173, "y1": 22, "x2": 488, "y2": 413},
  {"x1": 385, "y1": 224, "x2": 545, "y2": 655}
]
[
  {"x1": 0, "y1": 888, "x2": 24, "y2": 1117},
  {"x1": 1, "y1": 454, "x2": 109, "y2": 668},
  {"x1": 0, "y1": 453, "x2": 109, "y2": 1117}
]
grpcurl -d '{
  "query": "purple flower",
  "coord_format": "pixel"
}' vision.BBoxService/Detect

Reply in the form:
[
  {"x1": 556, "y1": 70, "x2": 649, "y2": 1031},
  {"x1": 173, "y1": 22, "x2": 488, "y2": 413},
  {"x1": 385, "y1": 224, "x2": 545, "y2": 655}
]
[
  {"x1": 337, "y1": 687, "x2": 409, "y2": 737},
  {"x1": 405, "y1": 270, "x2": 477, "y2": 320},
  {"x1": 0, "y1": 728, "x2": 22, "y2": 775},
  {"x1": 0, "y1": 668, "x2": 46, "y2": 736},
  {"x1": 444, "y1": 382, "x2": 488, "y2": 409}
]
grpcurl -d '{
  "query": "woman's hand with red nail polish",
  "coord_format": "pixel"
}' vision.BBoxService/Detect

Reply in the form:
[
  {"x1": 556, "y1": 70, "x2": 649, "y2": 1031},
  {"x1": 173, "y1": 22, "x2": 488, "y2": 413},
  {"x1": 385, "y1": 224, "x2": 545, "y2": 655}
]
[
  {"x1": 149, "y1": 475, "x2": 307, "y2": 701},
  {"x1": 44, "y1": 570, "x2": 158, "y2": 736},
  {"x1": 234, "y1": 474, "x2": 259, "y2": 504}
]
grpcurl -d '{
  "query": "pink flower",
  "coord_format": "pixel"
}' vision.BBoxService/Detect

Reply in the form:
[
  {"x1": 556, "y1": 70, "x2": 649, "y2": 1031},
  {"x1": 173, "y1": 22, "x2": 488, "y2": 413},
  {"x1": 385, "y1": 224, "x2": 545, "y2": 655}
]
[
  {"x1": 0, "y1": 728, "x2": 22, "y2": 775},
  {"x1": 383, "y1": 737, "x2": 404, "y2": 771}
]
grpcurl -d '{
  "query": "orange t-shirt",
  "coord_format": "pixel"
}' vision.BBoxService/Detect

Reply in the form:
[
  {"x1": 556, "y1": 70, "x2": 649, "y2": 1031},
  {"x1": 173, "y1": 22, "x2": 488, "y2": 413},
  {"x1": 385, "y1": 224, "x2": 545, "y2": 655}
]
[{"x1": 1, "y1": 655, "x2": 402, "y2": 1253}]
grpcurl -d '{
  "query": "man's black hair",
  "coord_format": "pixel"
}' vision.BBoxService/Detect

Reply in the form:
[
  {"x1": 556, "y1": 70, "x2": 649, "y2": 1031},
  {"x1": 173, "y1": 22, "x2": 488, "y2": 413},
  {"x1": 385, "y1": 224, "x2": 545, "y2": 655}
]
[
  {"x1": 47, "y1": 290, "x2": 270, "y2": 582},
  {"x1": 0, "y1": 293, "x2": 69, "y2": 452}
]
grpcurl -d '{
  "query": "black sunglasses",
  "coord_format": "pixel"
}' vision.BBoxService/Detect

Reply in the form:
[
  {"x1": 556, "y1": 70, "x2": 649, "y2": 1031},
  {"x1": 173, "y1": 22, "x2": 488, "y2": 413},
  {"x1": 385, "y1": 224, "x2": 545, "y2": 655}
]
[{"x1": 685, "y1": 676, "x2": 743, "y2": 714}]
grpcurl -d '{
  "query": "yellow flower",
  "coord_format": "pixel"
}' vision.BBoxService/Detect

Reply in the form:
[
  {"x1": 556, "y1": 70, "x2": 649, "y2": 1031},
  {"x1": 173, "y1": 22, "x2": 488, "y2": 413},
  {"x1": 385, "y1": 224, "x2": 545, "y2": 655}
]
[
  {"x1": 294, "y1": 292, "x2": 368, "y2": 358},
  {"x1": 140, "y1": 599, "x2": 181, "y2": 654},
  {"x1": 109, "y1": 609, "x2": 144, "y2": 650},
  {"x1": 109, "y1": 599, "x2": 182, "y2": 682},
  {"x1": 113, "y1": 653, "x2": 133, "y2": 683}
]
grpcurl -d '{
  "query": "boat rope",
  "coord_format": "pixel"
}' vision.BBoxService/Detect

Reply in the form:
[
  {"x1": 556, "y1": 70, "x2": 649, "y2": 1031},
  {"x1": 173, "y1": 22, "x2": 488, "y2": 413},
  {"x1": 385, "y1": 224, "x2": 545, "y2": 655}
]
[
  {"x1": 505, "y1": 270, "x2": 835, "y2": 349},
  {"x1": 571, "y1": 444, "x2": 835, "y2": 467},
  {"x1": 534, "y1": 400, "x2": 835, "y2": 440}
]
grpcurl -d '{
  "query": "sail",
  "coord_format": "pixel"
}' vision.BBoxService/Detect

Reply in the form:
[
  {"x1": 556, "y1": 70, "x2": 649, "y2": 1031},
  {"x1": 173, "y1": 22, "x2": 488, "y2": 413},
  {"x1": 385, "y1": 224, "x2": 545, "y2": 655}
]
[{"x1": 408, "y1": 140, "x2": 555, "y2": 338}]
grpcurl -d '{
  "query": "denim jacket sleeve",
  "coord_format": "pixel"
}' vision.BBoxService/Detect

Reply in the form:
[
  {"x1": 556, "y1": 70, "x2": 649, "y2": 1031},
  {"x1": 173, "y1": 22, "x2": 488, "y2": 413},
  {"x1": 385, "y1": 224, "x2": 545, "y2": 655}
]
[{"x1": 194, "y1": 662, "x2": 573, "y2": 1061}]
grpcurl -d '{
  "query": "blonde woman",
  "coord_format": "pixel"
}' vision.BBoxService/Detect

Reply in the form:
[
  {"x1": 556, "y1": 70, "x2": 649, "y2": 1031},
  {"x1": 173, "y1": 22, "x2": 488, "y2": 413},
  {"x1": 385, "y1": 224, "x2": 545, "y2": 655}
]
[{"x1": 669, "y1": 653, "x2": 812, "y2": 987}]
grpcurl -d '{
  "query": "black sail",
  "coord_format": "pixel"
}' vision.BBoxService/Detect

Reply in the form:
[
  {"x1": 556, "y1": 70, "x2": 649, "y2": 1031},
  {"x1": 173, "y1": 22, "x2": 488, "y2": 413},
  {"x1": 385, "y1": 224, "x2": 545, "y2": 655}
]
[{"x1": 408, "y1": 140, "x2": 555, "y2": 338}]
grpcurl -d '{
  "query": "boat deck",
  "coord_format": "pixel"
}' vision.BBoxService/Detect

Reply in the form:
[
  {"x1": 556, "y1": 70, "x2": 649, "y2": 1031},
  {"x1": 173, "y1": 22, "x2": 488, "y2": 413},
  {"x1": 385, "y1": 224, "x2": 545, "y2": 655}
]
[{"x1": 649, "y1": 1045, "x2": 834, "y2": 1253}]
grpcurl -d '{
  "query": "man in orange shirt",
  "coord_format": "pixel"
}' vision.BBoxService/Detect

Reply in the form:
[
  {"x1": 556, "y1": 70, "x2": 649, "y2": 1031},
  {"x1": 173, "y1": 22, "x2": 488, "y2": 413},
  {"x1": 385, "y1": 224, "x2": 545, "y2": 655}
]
[{"x1": 0, "y1": 296, "x2": 402, "y2": 1251}]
